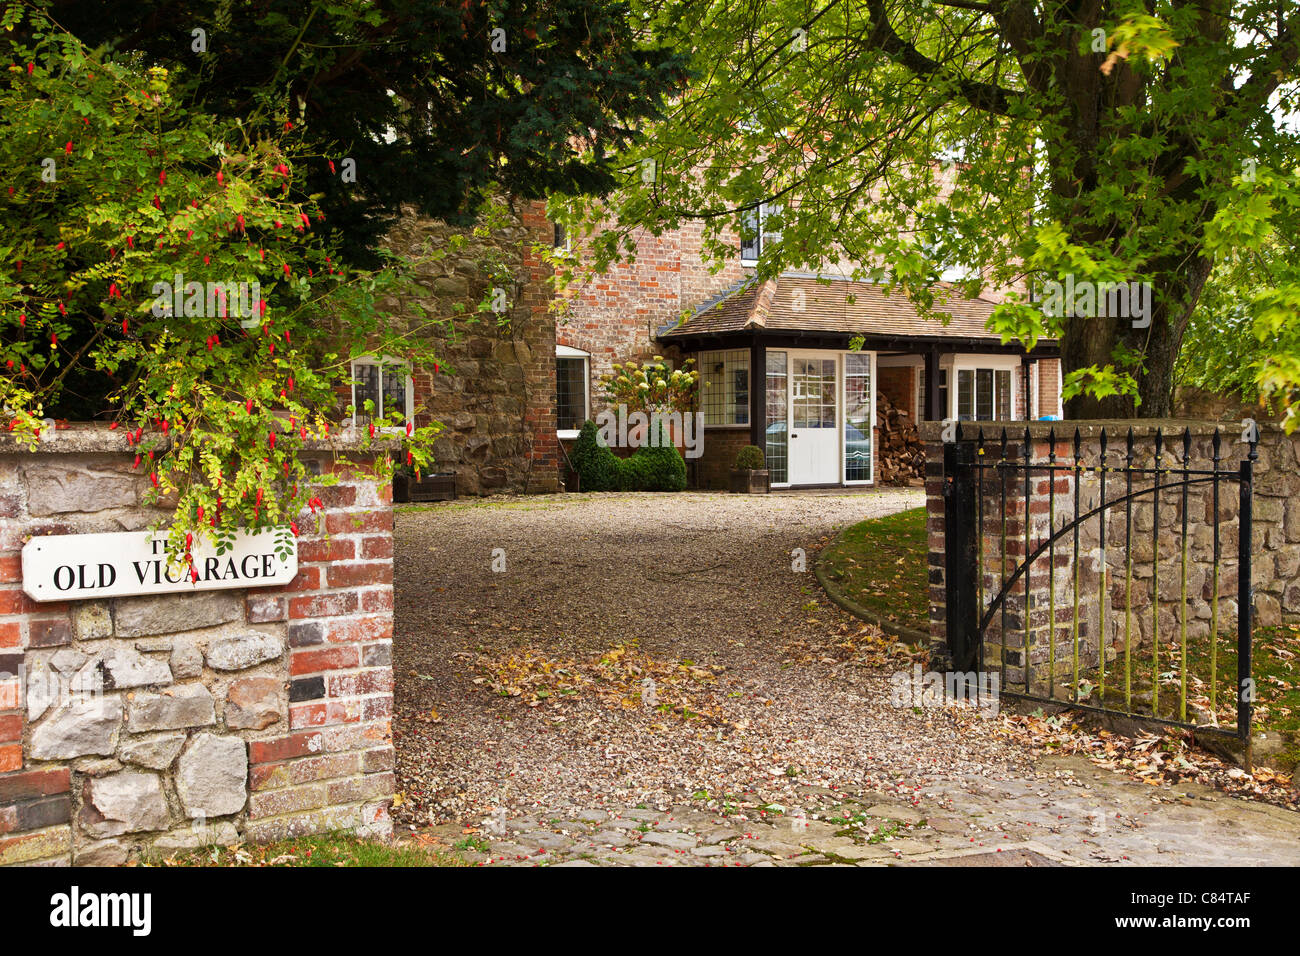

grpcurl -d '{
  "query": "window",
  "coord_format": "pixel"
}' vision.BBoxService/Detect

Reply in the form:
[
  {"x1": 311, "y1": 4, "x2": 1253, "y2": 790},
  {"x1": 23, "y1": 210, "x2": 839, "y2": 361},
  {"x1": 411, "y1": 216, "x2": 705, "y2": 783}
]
[
  {"x1": 844, "y1": 353, "x2": 872, "y2": 482},
  {"x1": 556, "y1": 345, "x2": 589, "y2": 436},
  {"x1": 553, "y1": 222, "x2": 570, "y2": 252},
  {"x1": 700, "y1": 349, "x2": 749, "y2": 425},
  {"x1": 765, "y1": 351, "x2": 788, "y2": 484},
  {"x1": 956, "y1": 367, "x2": 1013, "y2": 422},
  {"x1": 351, "y1": 358, "x2": 412, "y2": 427},
  {"x1": 739, "y1": 203, "x2": 782, "y2": 263},
  {"x1": 791, "y1": 356, "x2": 835, "y2": 428}
]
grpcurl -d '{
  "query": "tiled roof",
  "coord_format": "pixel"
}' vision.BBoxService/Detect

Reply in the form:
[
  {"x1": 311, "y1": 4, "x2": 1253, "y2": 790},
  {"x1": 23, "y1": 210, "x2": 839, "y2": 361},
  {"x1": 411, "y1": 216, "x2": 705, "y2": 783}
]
[{"x1": 660, "y1": 275, "x2": 1041, "y2": 343}]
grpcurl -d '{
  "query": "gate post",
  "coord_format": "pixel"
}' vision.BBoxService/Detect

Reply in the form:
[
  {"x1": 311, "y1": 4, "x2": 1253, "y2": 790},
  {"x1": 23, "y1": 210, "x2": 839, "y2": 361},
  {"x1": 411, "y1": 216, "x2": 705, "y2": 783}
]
[
  {"x1": 944, "y1": 438, "x2": 979, "y2": 671},
  {"x1": 1238, "y1": 455, "x2": 1255, "y2": 770}
]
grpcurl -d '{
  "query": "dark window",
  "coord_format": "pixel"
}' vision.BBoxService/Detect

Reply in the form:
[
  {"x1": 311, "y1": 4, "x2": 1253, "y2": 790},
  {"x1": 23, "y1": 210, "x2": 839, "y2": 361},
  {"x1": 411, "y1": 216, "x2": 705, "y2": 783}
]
[
  {"x1": 553, "y1": 223, "x2": 568, "y2": 250},
  {"x1": 556, "y1": 356, "x2": 587, "y2": 431},
  {"x1": 352, "y1": 361, "x2": 409, "y2": 424}
]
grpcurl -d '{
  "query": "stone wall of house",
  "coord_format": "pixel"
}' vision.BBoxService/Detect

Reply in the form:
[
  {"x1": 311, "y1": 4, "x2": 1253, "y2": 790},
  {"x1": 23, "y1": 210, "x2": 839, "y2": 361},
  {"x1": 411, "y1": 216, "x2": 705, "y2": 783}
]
[
  {"x1": 0, "y1": 432, "x2": 395, "y2": 865},
  {"x1": 381, "y1": 200, "x2": 558, "y2": 496},
  {"x1": 923, "y1": 421, "x2": 1300, "y2": 684}
]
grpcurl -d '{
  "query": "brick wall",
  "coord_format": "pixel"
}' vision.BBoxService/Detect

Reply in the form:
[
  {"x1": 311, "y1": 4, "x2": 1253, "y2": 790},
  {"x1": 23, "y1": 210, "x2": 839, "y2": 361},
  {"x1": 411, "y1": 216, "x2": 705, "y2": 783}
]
[
  {"x1": 695, "y1": 427, "x2": 753, "y2": 490},
  {"x1": 0, "y1": 431, "x2": 395, "y2": 865},
  {"x1": 879, "y1": 366, "x2": 917, "y2": 420},
  {"x1": 559, "y1": 220, "x2": 751, "y2": 411}
]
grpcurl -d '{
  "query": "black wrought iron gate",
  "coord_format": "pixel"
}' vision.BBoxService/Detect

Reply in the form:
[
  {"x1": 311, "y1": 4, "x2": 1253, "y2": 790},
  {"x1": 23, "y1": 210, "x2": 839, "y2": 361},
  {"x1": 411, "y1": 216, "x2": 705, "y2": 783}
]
[{"x1": 943, "y1": 425, "x2": 1255, "y2": 755}]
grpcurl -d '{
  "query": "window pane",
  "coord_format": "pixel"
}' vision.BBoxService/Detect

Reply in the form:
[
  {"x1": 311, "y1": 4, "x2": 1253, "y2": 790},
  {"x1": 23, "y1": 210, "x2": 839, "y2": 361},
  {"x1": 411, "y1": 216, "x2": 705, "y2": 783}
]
[
  {"x1": 701, "y1": 350, "x2": 750, "y2": 425},
  {"x1": 956, "y1": 369, "x2": 973, "y2": 421},
  {"x1": 354, "y1": 363, "x2": 380, "y2": 424},
  {"x1": 765, "y1": 351, "x2": 788, "y2": 483},
  {"x1": 556, "y1": 357, "x2": 586, "y2": 431},
  {"x1": 976, "y1": 368, "x2": 994, "y2": 420},
  {"x1": 382, "y1": 364, "x2": 408, "y2": 422},
  {"x1": 996, "y1": 369, "x2": 1011, "y2": 420},
  {"x1": 845, "y1": 354, "x2": 871, "y2": 481},
  {"x1": 740, "y1": 208, "x2": 760, "y2": 260}
]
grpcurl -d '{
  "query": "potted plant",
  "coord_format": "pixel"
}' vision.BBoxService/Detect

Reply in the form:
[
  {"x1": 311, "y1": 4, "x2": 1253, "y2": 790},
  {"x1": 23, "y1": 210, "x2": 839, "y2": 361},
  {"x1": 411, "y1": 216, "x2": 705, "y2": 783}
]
[{"x1": 730, "y1": 445, "x2": 770, "y2": 494}]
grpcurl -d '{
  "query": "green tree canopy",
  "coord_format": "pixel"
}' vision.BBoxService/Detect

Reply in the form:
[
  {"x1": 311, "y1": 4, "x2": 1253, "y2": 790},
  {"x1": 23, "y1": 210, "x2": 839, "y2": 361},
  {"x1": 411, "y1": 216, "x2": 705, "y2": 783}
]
[
  {"x1": 567, "y1": 0, "x2": 1300, "y2": 427},
  {"x1": 51, "y1": 0, "x2": 689, "y2": 264}
]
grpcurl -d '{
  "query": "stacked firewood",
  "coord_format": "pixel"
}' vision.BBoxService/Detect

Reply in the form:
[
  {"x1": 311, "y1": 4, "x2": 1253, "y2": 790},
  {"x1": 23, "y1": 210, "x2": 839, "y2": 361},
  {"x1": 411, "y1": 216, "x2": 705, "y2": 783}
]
[{"x1": 876, "y1": 391, "x2": 925, "y2": 484}]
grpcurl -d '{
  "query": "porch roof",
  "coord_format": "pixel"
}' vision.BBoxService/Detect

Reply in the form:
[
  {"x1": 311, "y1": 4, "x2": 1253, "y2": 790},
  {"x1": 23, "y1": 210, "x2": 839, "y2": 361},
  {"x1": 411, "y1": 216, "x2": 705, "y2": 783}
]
[{"x1": 658, "y1": 275, "x2": 1055, "y2": 348}]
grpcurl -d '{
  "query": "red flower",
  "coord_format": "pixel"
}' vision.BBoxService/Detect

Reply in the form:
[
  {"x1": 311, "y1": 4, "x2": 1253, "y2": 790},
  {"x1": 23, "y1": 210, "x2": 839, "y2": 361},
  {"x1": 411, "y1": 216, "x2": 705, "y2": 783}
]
[
  {"x1": 64, "y1": 141, "x2": 72, "y2": 156},
  {"x1": 246, "y1": 399, "x2": 254, "y2": 414}
]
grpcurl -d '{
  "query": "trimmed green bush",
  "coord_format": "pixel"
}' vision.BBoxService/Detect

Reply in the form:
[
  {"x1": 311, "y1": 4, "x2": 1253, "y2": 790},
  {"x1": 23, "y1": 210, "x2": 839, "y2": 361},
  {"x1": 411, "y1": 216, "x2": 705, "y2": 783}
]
[
  {"x1": 734, "y1": 445, "x2": 766, "y2": 470},
  {"x1": 621, "y1": 422, "x2": 688, "y2": 491},
  {"x1": 570, "y1": 420, "x2": 687, "y2": 492},
  {"x1": 570, "y1": 420, "x2": 621, "y2": 491}
]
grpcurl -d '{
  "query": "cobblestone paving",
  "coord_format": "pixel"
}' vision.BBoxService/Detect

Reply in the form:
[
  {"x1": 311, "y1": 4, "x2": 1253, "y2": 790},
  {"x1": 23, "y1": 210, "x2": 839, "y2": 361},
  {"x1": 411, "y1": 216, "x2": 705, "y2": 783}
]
[{"x1": 394, "y1": 491, "x2": 1300, "y2": 867}]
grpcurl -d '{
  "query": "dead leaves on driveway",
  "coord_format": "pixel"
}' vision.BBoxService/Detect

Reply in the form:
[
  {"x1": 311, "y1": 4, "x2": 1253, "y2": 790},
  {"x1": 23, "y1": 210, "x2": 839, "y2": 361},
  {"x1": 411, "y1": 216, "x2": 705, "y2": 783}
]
[{"x1": 469, "y1": 641, "x2": 733, "y2": 728}]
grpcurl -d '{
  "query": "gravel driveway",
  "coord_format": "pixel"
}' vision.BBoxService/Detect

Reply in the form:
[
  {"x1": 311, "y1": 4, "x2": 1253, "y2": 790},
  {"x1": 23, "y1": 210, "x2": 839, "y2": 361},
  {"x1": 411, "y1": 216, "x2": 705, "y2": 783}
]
[{"x1": 391, "y1": 490, "x2": 1300, "y2": 866}]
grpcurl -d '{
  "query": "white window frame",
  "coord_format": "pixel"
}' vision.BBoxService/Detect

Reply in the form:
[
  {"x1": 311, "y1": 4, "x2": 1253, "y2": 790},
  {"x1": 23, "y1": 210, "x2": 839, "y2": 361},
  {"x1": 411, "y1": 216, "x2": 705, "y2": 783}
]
[
  {"x1": 350, "y1": 355, "x2": 414, "y2": 430},
  {"x1": 556, "y1": 344, "x2": 589, "y2": 439},
  {"x1": 739, "y1": 202, "x2": 782, "y2": 265},
  {"x1": 553, "y1": 222, "x2": 572, "y2": 253},
  {"x1": 842, "y1": 350, "x2": 876, "y2": 486},
  {"x1": 949, "y1": 354, "x2": 1020, "y2": 423}
]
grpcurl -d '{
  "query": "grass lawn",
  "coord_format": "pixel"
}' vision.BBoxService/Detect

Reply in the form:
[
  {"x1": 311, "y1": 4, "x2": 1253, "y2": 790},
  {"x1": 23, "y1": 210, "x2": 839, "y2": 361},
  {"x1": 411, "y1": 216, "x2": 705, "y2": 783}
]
[
  {"x1": 818, "y1": 506, "x2": 928, "y2": 635},
  {"x1": 151, "y1": 832, "x2": 470, "y2": 867}
]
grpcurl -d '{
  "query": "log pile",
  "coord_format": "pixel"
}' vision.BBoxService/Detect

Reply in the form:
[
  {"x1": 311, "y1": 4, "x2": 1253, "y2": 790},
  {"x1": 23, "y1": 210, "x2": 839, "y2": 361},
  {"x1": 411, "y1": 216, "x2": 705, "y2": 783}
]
[{"x1": 876, "y1": 391, "x2": 925, "y2": 485}]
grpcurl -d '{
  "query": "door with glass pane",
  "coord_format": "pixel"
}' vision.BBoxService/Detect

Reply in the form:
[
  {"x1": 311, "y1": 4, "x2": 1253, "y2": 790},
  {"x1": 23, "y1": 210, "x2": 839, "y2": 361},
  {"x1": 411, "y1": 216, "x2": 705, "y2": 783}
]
[{"x1": 788, "y1": 353, "x2": 839, "y2": 485}]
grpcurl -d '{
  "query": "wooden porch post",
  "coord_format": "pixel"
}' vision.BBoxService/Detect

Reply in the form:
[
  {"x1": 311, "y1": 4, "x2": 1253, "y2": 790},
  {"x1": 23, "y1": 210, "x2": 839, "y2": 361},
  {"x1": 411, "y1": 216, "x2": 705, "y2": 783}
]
[
  {"x1": 925, "y1": 346, "x2": 941, "y2": 421},
  {"x1": 750, "y1": 338, "x2": 765, "y2": 447}
]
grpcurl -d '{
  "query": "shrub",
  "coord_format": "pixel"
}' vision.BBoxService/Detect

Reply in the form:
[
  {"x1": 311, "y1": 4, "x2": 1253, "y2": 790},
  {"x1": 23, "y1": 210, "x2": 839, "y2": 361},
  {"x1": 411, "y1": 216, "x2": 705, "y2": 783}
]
[
  {"x1": 570, "y1": 420, "x2": 686, "y2": 492},
  {"x1": 620, "y1": 423, "x2": 687, "y2": 491},
  {"x1": 570, "y1": 420, "x2": 621, "y2": 491},
  {"x1": 734, "y1": 445, "x2": 766, "y2": 470}
]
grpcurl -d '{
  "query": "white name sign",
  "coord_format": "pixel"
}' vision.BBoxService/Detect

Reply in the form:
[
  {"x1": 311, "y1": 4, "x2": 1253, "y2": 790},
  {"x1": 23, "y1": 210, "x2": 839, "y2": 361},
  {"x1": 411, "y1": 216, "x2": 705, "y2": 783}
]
[{"x1": 22, "y1": 529, "x2": 297, "y2": 601}]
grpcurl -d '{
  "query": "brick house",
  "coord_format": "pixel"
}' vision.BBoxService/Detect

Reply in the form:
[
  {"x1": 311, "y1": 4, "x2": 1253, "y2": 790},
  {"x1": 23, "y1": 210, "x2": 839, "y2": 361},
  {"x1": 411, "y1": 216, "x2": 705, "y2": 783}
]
[
  {"x1": 552, "y1": 211, "x2": 1063, "y2": 491},
  {"x1": 374, "y1": 200, "x2": 1063, "y2": 494}
]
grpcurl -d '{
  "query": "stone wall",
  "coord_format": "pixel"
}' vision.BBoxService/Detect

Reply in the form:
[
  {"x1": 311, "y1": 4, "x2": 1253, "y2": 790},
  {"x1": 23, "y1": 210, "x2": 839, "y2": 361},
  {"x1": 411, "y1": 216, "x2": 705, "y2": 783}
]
[
  {"x1": 381, "y1": 200, "x2": 558, "y2": 496},
  {"x1": 923, "y1": 421, "x2": 1300, "y2": 682},
  {"x1": 0, "y1": 432, "x2": 395, "y2": 865}
]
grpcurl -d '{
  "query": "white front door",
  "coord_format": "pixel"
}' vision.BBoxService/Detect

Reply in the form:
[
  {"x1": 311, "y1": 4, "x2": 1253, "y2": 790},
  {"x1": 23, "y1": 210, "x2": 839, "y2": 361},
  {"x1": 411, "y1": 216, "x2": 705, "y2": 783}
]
[{"x1": 787, "y1": 353, "x2": 839, "y2": 485}]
